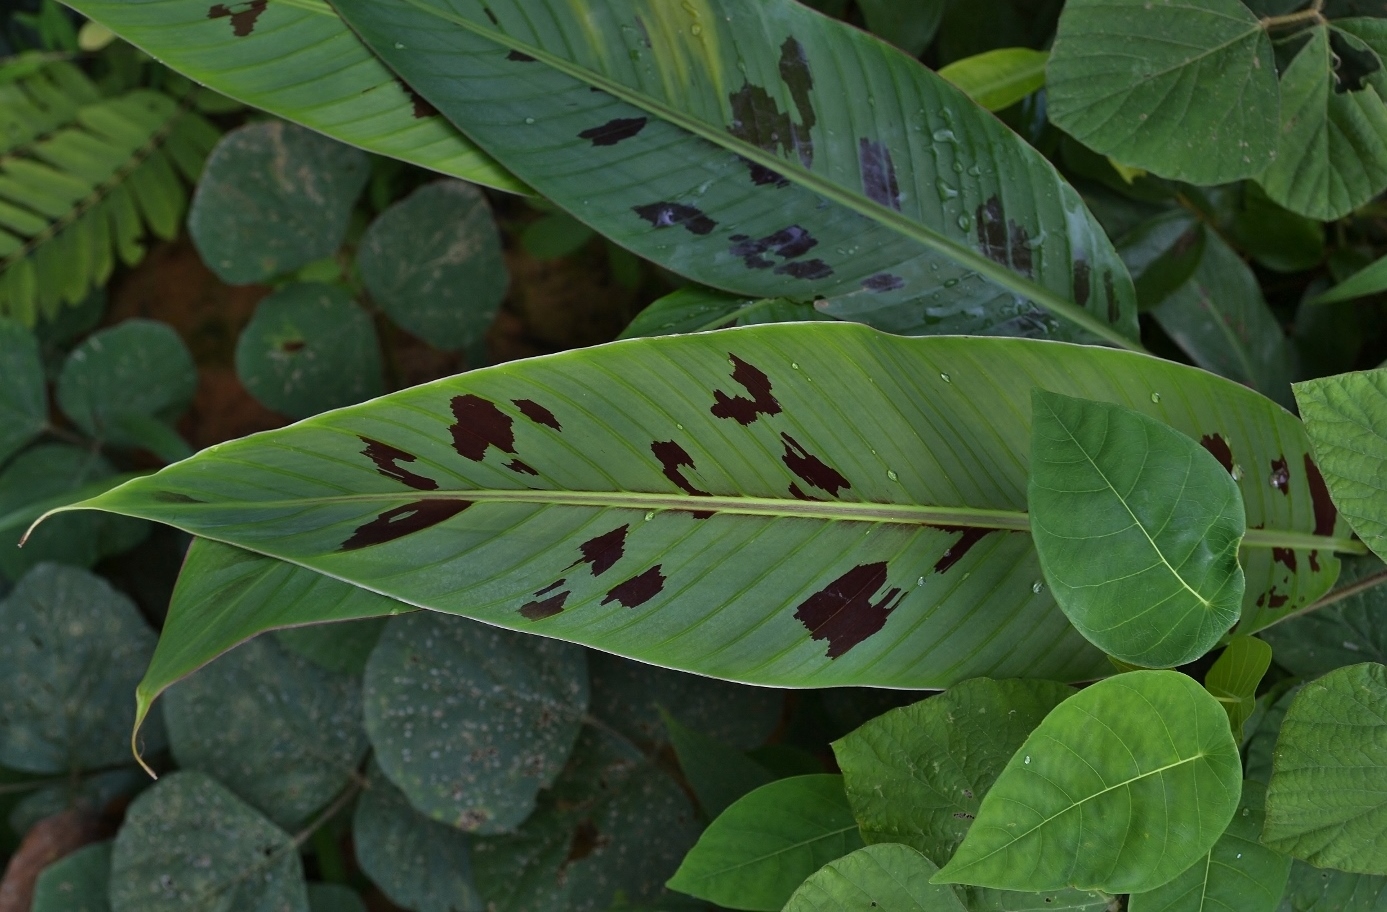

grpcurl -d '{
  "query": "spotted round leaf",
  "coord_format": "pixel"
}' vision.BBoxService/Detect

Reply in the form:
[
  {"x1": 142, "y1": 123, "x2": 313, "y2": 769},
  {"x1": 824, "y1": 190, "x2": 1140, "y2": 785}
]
[
  {"x1": 33, "y1": 842, "x2": 112, "y2": 912},
  {"x1": 364, "y1": 612, "x2": 588, "y2": 834}
]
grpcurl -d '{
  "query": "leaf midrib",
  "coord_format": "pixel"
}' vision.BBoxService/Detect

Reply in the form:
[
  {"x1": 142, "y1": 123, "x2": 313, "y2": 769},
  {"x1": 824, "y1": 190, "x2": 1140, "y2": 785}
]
[{"x1": 370, "y1": 0, "x2": 1142, "y2": 351}]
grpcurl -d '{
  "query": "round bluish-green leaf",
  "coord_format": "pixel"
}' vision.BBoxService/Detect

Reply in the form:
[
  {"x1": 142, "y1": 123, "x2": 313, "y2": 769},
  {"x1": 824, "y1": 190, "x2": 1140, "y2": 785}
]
[
  {"x1": 307, "y1": 884, "x2": 366, "y2": 912},
  {"x1": 109, "y1": 771, "x2": 309, "y2": 912},
  {"x1": 1129, "y1": 780, "x2": 1290, "y2": 912},
  {"x1": 1046, "y1": 0, "x2": 1278, "y2": 185},
  {"x1": 784, "y1": 844, "x2": 967, "y2": 912},
  {"x1": 1264, "y1": 662, "x2": 1387, "y2": 874},
  {"x1": 932, "y1": 671, "x2": 1243, "y2": 894},
  {"x1": 364, "y1": 612, "x2": 588, "y2": 834},
  {"x1": 163, "y1": 635, "x2": 369, "y2": 830},
  {"x1": 274, "y1": 617, "x2": 389, "y2": 676},
  {"x1": 352, "y1": 763, "x2": 483, "y2": 912},
  {"x1": 56, "y1": 319, "x2": 196, "y2": 450},
  {"x1": 0, "y1": 318, "x2": 46, "y2": 465},
  {"x1": 0, "y1": 563, "x2": 164, "y2": 774},
  {"x1": 667, "y1": 774, "x2": 864, "y2": 911},
  {"x1": 235, "y1": 283, "x2": 384, "y2": 420},
  {"x1": 188, "y1": 121, "x2": 368, "y2": 285},
  {"x1": 358, "y1": 180, "x2": 507, "y2": 355},
  {"x1": 1028, "y1": 390, "x2": 1246, "y2": 668},
  {"x1": 33, "y1": 841, "x2": 112, "y2": 912}
]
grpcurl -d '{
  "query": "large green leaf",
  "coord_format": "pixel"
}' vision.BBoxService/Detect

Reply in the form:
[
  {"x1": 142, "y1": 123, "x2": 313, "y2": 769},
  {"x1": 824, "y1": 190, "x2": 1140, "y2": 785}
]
[
  {"x1": 329, "y1": 0, "x2": 1139, "y2": 344},
  {"x1": 1263, "y1": 662, "x2": 1387, "y2": 874},
  {"x1": 662, "y1": 709, "x2": 775, "y2": 818},
  {"x1": 1295, "y1": 368, "x2": 1387, "y2": 564},
  {"x1": 938, "y1": 49, "x2": 1049, "y2": 113},
  {"x1": 57, "y1": 0, "x2": 525, "y2": 194},
  {"x1": 1278, "y1": 861, "x2": 1387, "y2": 912},
  {"x1": 1261, "y1": 556, "x2": 1387, "y2": 676},
  {"x1": 1128, "y1": 781, "x2": 1291, "y2": 912},
  {"x1": 783, "y1": 844, "x2": 967, "y2": 912},
  {"x1": 33, "y1": 841, "x2": 112, "y2": 912},
  {"x1": 55, "y1": 325, "x2": 1349, "y2": 690},
  {"x1": 667, "y1": 774, "x2": 864, "y2": 911},
  {"x1": 1028, "y1": 391, "x2": 1246, "y2": 668},
  {"x1": 932, "y1": 671, "x2": 1243, "y2": 894},
  {"x1": 1045, "y1": 0, "x2": 1279, "y2": 185},
  {"x1": 1310, "y1": 251, "x2": 1387, "y2": 306},
  {"x1": 1204, "y1": 635, "x2": 1273, "y2": 738}
]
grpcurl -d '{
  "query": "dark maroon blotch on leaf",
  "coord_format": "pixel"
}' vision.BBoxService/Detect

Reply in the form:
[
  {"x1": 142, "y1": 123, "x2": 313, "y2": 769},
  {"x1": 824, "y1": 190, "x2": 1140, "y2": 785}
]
[
  {"x1": 394, "y1": 78, "x2": 438, "y2": 119},
  {"x1": 450, "y1": 394, "x2": 517, "y2": 461},
  {"x1": 573, "y1": 526, "x2": 628, "y2": 577},
  {"x1": 794, "y1": 562, "x2": 905, "y2": 659},
  {"x1": 1270, "y1": 457, "x2": 1290, "y2": 495},
  {"x1": 776, "y1": 259, "x2": 833, "y2": 281},
  {"x1": 341, "y1": 499, "x2": 472, "y2": 551},
  {"x1": 1200, "y1": 434, "x2": 1235, "y2": 475},
  {"x1": 507, "y1": 50, "x2": 536, "y2": 62},
  {"x1": 932, "y1": 527, "x2": 996, "y2": 574},
  {"x1": 206, "y1": 0, "x2": 266, "y2": 37},
  {"x1": 652, "y1": 441, "x2": 711, "y2": 497},
  {"x1": 1309, "y1": 550, "x2": 1322, "y2": 572},
  {"x1": 729, "y1": 226, "x2": 818, "y2": 270},
  {"x1": 744, "y1": 158, "x2": 790, "y2": 187},
  {"x1": 579, "y1": 117, "x2": 648, "y2": 147},
  {"x1": 505, "y1": 459, "x2": 539, "y2": 476},
  {"x1": 975, "y1": 196, "x2": 1033, "y2": 277},
  {"x1": 1272, "y1": 547, "x2": 1297, "y2": 572},
  {"x1": 859, "y1": 139, "x2": 901, "y2": 212},
  {"x1": 711, "y1": 354, "x2": 782, "y2": 426},
  {"x1": 361, "y1": 437, "x2": 439, "y2": 492},
  {"x1": 602, "y1": 565, "x2": 665, "y2": 608},
  {"x1": 520, "y1": 592, "x2": 568, "y2": 620},
  {"x1": 632, "y1": 202, "x2": 717, "y2": 236},
  {"x1": 863, "y1": 273, "x2": 905, "y2": 293},
  {"x1": 1073, "y1": 259, "x2": 1091, "y2": 306},
  {"x1": 781, "y1": 433, "x2": 850, "y2": 497},
  {"x1": 789, "y1": 483, "x2": 820, "y2": 502},
  {"x1": 513, "y1": 399, "x2": 562, "y2": 432},
  {"x1": 1304, "y1": 454, "x2": 1338, "y2": 536}
]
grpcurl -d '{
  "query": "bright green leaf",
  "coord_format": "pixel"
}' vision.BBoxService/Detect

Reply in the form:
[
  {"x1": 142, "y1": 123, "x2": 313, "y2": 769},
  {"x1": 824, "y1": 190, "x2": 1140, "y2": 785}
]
[
  {"x1": 189, "y1": 122, "x2": 368, "y2": 285},
  {"x1": 1046, "y1": 0, "x2": 1279, "y2": 185},
  {"x1": 235, "y1": 283, "x2": 384, "y2": 420},
  {"x1": 1128, "y1": 781, "x2": 1291, "y2": 912},
  {"x1": 1310, "y1": 252, "x2": 1387, "y2": 306},
  {"x1": 109, "y1": 771, "x2": 309, "y2": 912},
  {"x1": 933, "y1": 671, "x2": 1243, "y2": 894},
  {"x1": 1264, "y1": 662, "x2": 1387, "y2": 874},
  {"x1": 1028, "y1": 391, "x2": 1246, "y2": 668},
  {"x1": 1204, "y1": 636, "x2": 1273, "y2": 738},
  {"x1": 0, "y1": 318, "x2": 46, "y2": 465},
  {"x1": 662, "y1": 709, "x2": 775, "y2": 818},
  {"x1": 938, "y1": 48, "x2": 1048, "y2": 112},
  {"x1": 783, "y1": 843, "x2": 966, "y2": 912},
  {"x1": 364, "y1": 612, "x2": 588, "y2": 834},
  {"x1": 667, "y1": 774, "x2": 864, "y2": 911},
  {"x1": 33, "y1": 841, "x2": 111, "y2": 912},
  {"x1": 1261, "y1": 556, "x2": 1387, "y2": 677},
  {"x1": 163, "y1": 635, "x2": 369, "y2": 830}
]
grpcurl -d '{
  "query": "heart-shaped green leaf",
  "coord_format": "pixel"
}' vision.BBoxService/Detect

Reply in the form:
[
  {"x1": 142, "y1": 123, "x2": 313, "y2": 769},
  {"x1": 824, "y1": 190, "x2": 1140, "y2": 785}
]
[
  {"x1": 1029, "y1": 391, "x2": 1247, "y2": 667},
  {"x1": 932, "y1": 671, "x2": 1242, "y2": 894}
]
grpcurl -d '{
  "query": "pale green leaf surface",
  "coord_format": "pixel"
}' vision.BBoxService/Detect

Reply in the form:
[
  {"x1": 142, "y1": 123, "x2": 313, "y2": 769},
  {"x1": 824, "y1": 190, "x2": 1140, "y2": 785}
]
[
  {"x1": 1264, "y1": 662, "x2": 1387, "y2": 874},
  {"x1": 938, "y1": 49, "x2": 1049, "y2": 113},
  {"x1": 364, "y1": 612, "x2": 588, "y2": 834},
  {"x1": 163, "y1": 636, "x2": 369, "y2": 830},
  {"x1": 662, "y1": 709, "x2": 775, "y2": 818},
  {"x1": 1128, "y1": 781, "x2": 1291, "y2": 912},
  {"x1": 1028, "y1": 391, "x2": 1246, "y2": 668},
  {"x1": 330, "y1": 0, "x2": 1138, "y2": 344},
  {"x1": 932, "y1": 671, "x2": 1243, "y2": 894},
  {"x1": 1204, "y1": 636, "x2": 1273, "y2": 738},
  {"x1": 1046, "y1": 0, "x2": 1278, "y2": 185},
  {"x1": 109, "y1": 771, "x2": 309, "y2": 912},
  {"x1": 59, "y1": 0, "x2": 526, "y2": 194},
  {"x1": 1309, "y1": 251, "x2": 1387, "y2": 306},
  {"x1": 667, "y1": 774, "x2": 864, "y2": 911},
  {"x1": 62, "y1": 325, "x2": 1345, "y2": 690},
  {"x1": 1295, "y1": 368, "x2": 1387, "y2": 565},
  {"x1": 0, "y1": 319, "x2": 46, "y2": 465},
  {"x1": 783, "y1": 843, "x2": 966, "y2": 912},
  {"x1": 1261, "y1": 556, "x2": 1387, "y2": 677},
  {"x1": 33, "y1": 841, "x2": 111, "y2": 912}
]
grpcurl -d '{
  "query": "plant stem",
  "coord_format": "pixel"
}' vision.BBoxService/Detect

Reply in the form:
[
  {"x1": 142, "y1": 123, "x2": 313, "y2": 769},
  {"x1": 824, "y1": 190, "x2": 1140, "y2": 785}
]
[
  {"x1": 1261, "y1": 0, "x2": 1325, "y2": 30},
  {"x1": 292, "y1": 779, "x2": 363, "y2": 848}
]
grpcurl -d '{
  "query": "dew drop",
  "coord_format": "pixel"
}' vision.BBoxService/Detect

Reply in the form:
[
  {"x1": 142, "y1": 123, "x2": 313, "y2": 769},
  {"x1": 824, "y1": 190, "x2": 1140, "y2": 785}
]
[
  {"x1": 394, "y1": 42, "x2": 405, "y2": 49},
  {"x1": 524, "y1": 117, "x2": 536, "y2": 124},
  {"x1": 1024, "y1": 756, "x2": 1031, "y2": 764},
  {"x1": 887, "y1": 470, "x2": 900, "y2": 482},
  {"x1": 1150, "y1": 392, "x2": 1162, "y2": 403},
  {"x1": 932, "y1": 128, "x2": 957, "y2": 143},
  {"x1": 917, "y1": 576, "x2": 926, "y2": 587},
  {"x1": 1232, "y1": 464, "x2": 1244, "y2": 481},
  {"x1": 956, "y1": 214, "x2": 972, "y2": 231},
  {"x1": 791, "y1": 362, "x2": 800, "y2": 370},
  {"x1": 935, "y1": 178, "x2": 959, "y2": 201},
  {"x1": 676, "y1": 423, "x2": 684, "y2": 430},
  {"x1": 943, "y1": 278, "x2": 960, "y2": 288},
  {"x1": 1032, "y1": 581, "x2": 1045, "y2": 594},
  {"x1": 1242, "y1": 808, "x2": 1250, "y2": 817},
  {"x1": 644, "y1": 511, "x2": 655, "y2": 521},
  {"x1": 940, "y1": 372, "x2": 951, "y2": 383}
]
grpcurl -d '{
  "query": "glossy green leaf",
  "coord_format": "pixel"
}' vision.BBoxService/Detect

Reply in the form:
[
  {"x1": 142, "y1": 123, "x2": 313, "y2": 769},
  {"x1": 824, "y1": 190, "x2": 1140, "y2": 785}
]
[
  {"x1": 59, "y1": 325, "x2": 1346, "y2": 691},
  {"x1": 1115, "y1": 211, "x2": 1205, "y2": 312},
  {"x1": 662, "y1": 709, "x2": 775, "y2": 818},
  {"x1": 1128, "y1": 781, "x2": 1291, "y2": 912},
  {"x1": 783, "y1": 843, "x2": 966, "y2": 912},
  {"x1": 56, "y1": 318, "x2": 196, "y2": 450},
  {"x1": 329, "y1": 0, "x2": 1139, "y2": 344},
  {"x1": 62, "y1": 0, "x2": 524, "y2": 195},
  {"x1": 0, "y1": 563, "x2": 164, "y2": 774},
  {"x1": 1295, "y1": 368, "x2": 1387, "y2": 564},
  {"x1": 189, "y1": 123, "x2": 368, "y2": 285},
  {"x1": 164, "y1": 635, "x2": 369, "y2": 830},
  {"x1": 1277, "y1": 861, "x2": 1387, "y2": 912},
  {"x1": 109, "y1": 771, "x2": 309, "y2": 912},
  {"x1": 352, "y1": 763, "x2": 484, "y2": 912},
  {"x1": 1204, "y1": 636, "x2": 1273, "y2": 738},
  {"x1": 859, "y1": 0, "x2": 945, "y2": 56},
  {"x1": 667, "y1": 774, "x2": 864, "y2": 911},
  {"x1": 0, "y1": 319, "x2": 46, "y2": 465},
  {"x1": 933, "y1": 671, "x2": 1243, "y2": 894},
  {"x1": 364, "y1": 612, "x2": 588, "y2": 834},
  {"x1": 938, "y1": 49, "x2": 1048, "y2": 112},
  {"x1": 1259, "y1": 25, "x2": 1387, "y2": 222},
  {"x1": 275, "y1": 618, "x2": 388, "y2": 676},
  {"x1": 1310, "y1": 252, "x2": 1387, "y2": 306},
  {"x1": 1264, "y1": 662, "x2": 1387, "y2": 873},
  {"x1": 1261, "y1": 556, "x2": 1387, "y2": 676},
  {"x1": 306, "y1": 884, "x2": 366, "y2": 912},
  {"x1": 234, "y1": 283, "x2": 385, "y2": 420},
  {"x1": 1046, "y1": 0, "x2": 1278, "y2": 185},
  {"x1": 1029, "y1": 391, "x2": 1246, "y2": 667},
  {"x1": 33, "y1": 842, "x2": 112, "y2": 912},
  {"x1": 1246, "y1": 684, "x2": 1300, "y2": 786},
  {"x1": 357, "y1": 180, "x2": 508, "y2": 356},
  {"x1": 619, "y1": 288, "x2": 826, "y2": 339}
]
